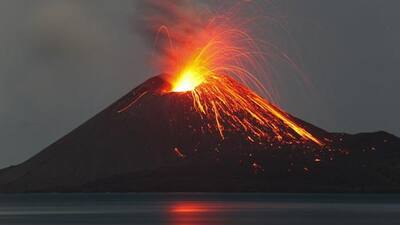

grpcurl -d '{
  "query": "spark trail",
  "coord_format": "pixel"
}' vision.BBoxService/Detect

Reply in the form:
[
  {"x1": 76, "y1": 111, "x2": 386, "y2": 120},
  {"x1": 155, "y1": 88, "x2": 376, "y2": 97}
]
[{"x1": 142, "y1": 0, "x2": 324, "y2": 146}]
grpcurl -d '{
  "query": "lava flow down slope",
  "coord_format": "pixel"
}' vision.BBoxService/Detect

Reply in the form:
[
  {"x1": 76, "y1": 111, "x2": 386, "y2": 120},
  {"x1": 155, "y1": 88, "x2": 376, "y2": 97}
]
[
  {"x1": 1, "y1": 0, "x2": 400, "y2": 192},
  {"x1": 0, "y1": 74, "x2": 399, "y2": 193}
]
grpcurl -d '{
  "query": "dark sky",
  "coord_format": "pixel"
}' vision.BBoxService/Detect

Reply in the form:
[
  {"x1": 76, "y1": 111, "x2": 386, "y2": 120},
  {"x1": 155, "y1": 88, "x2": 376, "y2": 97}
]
[{"x1": 1, "y1": 0, "x2": 399, "y2": 169}]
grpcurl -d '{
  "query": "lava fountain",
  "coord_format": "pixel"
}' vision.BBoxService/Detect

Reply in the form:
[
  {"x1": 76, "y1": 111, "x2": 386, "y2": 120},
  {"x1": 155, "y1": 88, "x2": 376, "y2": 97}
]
[{"x1": 139, "y1": 0, "x2": 323, "y2": 146}]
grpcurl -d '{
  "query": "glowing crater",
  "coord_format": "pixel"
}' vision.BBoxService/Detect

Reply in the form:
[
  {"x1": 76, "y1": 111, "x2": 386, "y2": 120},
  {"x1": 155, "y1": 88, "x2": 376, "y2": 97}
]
[{"x1": 172, "y1": 68, "x2": 205, "y2": 92}]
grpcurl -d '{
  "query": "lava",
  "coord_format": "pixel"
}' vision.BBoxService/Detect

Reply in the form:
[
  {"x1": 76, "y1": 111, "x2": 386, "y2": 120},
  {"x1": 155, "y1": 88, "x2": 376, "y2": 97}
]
[
  {"x1": 172, "y1": 69, "x2": 204, "y2": 92},
  {"x1": 143, "y1": 0, "x2": 323, "y2": 146}
]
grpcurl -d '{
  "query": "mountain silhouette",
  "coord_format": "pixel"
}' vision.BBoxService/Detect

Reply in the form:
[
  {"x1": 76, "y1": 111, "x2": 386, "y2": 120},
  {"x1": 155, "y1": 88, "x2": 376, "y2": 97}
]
[{"x1": 0, "y1": 75, "x2": 399, "y2": 193}]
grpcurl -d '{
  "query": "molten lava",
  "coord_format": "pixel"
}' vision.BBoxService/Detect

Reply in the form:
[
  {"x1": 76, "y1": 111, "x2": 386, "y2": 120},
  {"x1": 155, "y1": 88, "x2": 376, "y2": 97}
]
[
  {"x1": 157, "y1": 19, "x2": 322, "y2": 146},
  {"x1": 145, "y1": 1, "x2": 323, "y2": 146},
  {"x1": 172, "y1": 72, "x2": 322, "y2": 146},
  {"x1": 172, "y1": 68, "x2": 204, "y2": 92}
]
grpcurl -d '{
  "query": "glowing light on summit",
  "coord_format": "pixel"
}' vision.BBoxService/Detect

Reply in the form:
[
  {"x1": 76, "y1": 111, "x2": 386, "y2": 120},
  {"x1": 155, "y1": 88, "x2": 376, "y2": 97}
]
[
  {"x1": 152, "y1": 1, "x2": 323, "y2": 146},
  {"x1": 172, "y1": 68, "x2": 205, "y2": 92}
]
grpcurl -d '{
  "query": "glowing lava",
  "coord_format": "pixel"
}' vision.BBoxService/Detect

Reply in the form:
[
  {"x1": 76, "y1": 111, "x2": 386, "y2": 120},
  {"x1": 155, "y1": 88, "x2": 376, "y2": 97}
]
[
  {"x1": 172, "y1": 68, "x2": 204, "y2": 92},
  {"x1": 153, "y1": 2, "x2": 323, "y2": 146}
]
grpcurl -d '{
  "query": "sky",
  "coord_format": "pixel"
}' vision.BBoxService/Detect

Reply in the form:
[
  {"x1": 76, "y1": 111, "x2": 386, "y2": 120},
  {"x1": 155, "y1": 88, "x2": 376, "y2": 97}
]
[{"x1": 0, "y1": 0, "x2": 399, "y2": 169}]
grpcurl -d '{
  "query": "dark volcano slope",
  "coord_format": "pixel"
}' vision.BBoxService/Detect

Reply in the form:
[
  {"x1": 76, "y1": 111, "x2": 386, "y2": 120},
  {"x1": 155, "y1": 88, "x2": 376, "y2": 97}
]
[{"x1": 0, "y1": 75, "x2": 399, "y2": 193}]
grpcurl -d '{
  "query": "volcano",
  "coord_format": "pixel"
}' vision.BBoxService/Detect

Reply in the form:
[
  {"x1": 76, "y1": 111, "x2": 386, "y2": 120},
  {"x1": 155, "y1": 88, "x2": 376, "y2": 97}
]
[{"x1": 0, "y1": 75, "x2": 400, "y2": 193}]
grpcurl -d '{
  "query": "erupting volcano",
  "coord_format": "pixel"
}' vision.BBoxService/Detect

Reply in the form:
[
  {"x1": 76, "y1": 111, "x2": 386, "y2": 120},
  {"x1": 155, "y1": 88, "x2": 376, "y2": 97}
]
[
  {"x1": 0, "y1": 1, "x2": 399, "y2": 193},
  {"x1": 135, "y1": 1, "x2": 324, "y2": 147}
]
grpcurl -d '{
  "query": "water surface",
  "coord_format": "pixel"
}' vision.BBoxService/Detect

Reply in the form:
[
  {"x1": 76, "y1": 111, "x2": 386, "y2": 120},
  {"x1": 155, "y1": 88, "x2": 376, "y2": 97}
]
[{"x1": 0, "y1": 193, "x2": 399, "y2": 225}]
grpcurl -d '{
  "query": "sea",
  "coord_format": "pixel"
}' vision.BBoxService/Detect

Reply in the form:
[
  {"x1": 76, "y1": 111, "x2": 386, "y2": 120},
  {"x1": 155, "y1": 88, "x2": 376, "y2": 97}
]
[{"x1": 0, "y1": 193, "x2": 399, "y2": 225}]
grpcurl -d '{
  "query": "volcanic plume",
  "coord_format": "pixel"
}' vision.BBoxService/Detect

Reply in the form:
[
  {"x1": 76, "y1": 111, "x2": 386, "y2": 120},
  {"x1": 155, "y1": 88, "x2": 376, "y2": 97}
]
[{"x1": 0, "y1": 1, "x2": 399, "y2": 192}]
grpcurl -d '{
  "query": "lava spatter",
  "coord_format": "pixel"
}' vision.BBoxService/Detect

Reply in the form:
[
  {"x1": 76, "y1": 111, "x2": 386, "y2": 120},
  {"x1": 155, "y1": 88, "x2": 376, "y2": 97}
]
[{"x1": 146, "y1": 2, "x2": 324, "y2": 146}]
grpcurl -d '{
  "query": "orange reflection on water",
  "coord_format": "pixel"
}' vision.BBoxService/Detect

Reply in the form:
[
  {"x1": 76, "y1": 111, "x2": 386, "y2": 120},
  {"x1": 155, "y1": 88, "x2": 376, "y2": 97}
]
[
  {"x1": 168, "y1": 201, "x2": 226, "y2": 225},
  {"x1": 170, "y1": 202, "x2": 210, "y2": 213}
]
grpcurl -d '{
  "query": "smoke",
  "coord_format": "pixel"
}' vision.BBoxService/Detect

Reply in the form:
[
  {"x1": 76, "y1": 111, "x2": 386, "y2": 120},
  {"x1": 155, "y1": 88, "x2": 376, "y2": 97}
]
[
  {"x1": 135, "y1": 1, "x2": 289, "y2": 92},
  {"x1": 135, "y1": 0, "x2": 290, "y2": 100},
  {"x1": 135, "y1": 0, "x2": 209, "y2": 73}
]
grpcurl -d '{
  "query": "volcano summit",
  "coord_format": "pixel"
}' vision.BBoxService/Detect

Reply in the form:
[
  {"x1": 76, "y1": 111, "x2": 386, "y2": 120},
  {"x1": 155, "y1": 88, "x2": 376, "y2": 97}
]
[{"x1": 0, "y1": 75, "x2": 399, "y2": 193}]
